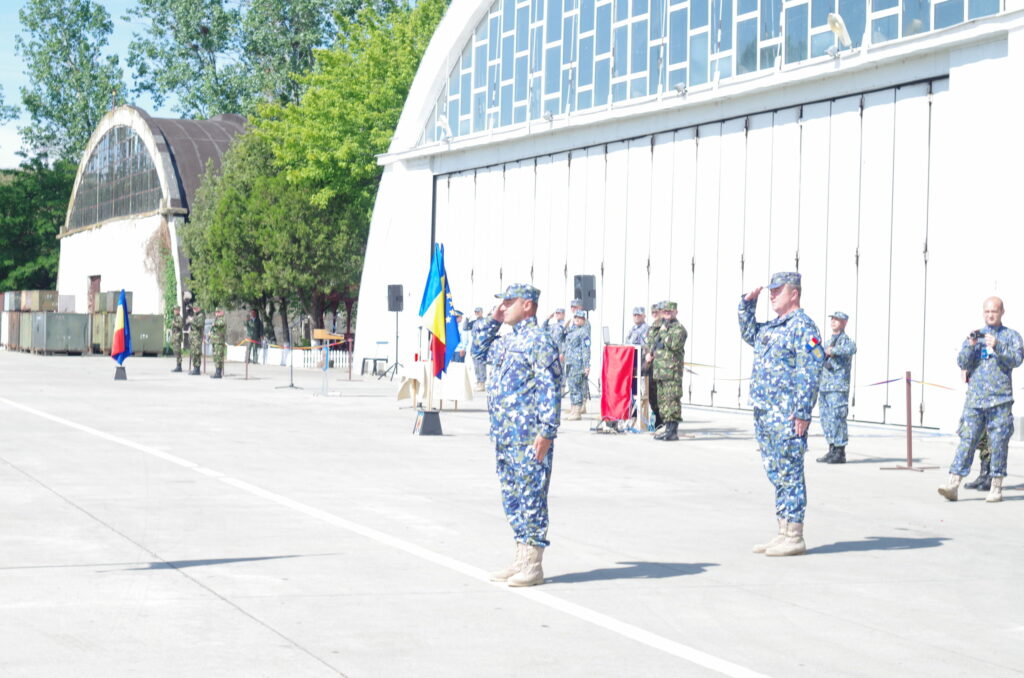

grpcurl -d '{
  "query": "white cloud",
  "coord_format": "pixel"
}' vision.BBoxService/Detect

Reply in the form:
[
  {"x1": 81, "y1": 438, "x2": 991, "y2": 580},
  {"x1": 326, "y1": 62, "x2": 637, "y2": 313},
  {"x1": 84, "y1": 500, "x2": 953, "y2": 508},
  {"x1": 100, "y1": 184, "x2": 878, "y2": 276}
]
[{"x1": 0, "y1": 121, "x2": 26, "y2": 169}]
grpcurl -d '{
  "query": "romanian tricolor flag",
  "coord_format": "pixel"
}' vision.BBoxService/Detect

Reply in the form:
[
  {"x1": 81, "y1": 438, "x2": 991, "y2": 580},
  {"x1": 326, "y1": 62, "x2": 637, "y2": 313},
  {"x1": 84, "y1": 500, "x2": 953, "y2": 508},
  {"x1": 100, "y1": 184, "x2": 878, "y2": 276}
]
[
  {"x1": 110, "y1": 289, "x2": 133, "y2": 365},
  {"x1": 418, "y1": 243, "x2": 461, "y2": 378}
]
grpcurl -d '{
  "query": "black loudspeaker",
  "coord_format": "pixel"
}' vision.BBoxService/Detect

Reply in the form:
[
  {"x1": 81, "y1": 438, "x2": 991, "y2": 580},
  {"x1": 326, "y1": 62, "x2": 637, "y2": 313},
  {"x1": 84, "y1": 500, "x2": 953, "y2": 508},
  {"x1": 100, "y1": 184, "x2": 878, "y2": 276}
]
[
  {"x1": 574, "y1": 274, "x2": 596, "y2": 311},
  {"x1": 387, "y1": 284, "x2": 404, "y2": 312}
]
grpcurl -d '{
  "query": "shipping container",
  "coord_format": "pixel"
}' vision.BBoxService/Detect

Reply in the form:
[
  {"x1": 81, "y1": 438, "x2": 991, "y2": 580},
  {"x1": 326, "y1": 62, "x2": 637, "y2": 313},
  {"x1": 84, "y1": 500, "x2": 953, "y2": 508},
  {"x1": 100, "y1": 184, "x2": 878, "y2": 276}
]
[
  {"x1": 131, "y1": 315, "x2": 165, "y2": 355},
  {"x1": 4, "y1": 291, "x2": 21, "y2": 312},
  {"x1": 31, "y1": 313, "x2": 89, "y2": 354},
  {"x1": 91, "y1": 313, "x2": 113, "y2": 353},
  {"x1": 20, "y1": 290, "x2": 57, "y2": 312},
  {"x1": 19, "y1": 312, "x2": 34, "y2": 350},
  {"x1": 57, "y1": 295, "x2": 75, "y2": 313},
  {"x1": 5, "y1": 312, "x2": 21, "y2": 349}
]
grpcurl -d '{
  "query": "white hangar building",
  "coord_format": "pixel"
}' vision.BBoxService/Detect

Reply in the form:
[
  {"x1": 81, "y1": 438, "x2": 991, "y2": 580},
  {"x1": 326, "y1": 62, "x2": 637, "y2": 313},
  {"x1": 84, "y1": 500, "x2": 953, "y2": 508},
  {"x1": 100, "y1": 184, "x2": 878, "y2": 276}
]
[
  {"x1": 57, "y1": 106, "x2": 246, "y2": 315},
  {"x1": 357, "y1": 0, "x2": 1024, "y2": 430}
]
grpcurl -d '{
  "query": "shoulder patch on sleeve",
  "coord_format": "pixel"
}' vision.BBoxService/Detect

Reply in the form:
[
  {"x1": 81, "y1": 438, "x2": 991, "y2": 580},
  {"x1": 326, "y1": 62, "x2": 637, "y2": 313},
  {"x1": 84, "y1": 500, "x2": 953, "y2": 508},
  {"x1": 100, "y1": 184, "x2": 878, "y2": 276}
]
[{"x1": 806, "y1": 336, "x2": 825, "y2": 361}]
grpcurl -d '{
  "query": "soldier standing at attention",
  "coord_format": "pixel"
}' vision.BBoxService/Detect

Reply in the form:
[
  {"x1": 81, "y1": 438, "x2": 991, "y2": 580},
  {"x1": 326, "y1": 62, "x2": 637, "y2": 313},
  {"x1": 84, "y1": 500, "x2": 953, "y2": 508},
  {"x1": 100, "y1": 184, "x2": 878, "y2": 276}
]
[
  {"x1": 469, "y1": 306, "x2": 489, "y2": 391},
  {"x1": 644, "y1": 303, "x2": 664, "y2": 429},
  {"x1": 170, "y1": 306, "x2": 184, "y2": 373},
  {"x1": 563, "y1": 310, "x2": 591, "y2": 421},
  {"x1": 625, "y1": 307, "x2": 649, "y2": 346},
  {"x1": 645, "y1": 301, "x2": 687, "y2": 441},
  {"x1": 245, "y1": 309, "x2": 263, "y2": 365},
  {"x1": 210, "y1": 309, "x2": 227, "y2": 379},
  {"x1": 740, "y1": 272, "x2": 824, "y2": 557},
  {"x1": 189, "y1": 303, "x2": 205, "y2": 375},
  {"x1": 816, "y1": 311, "x2": 857, "y2": 464},
  {"x1": 938, "y1": 296, "x2": 1023, "y2": 503},
  {"x1": 543, "y1": 308, "x2": 567, "y2": 349},
  {"x1": 474, "y1": 284, "x2": 562, "y2": 587}
]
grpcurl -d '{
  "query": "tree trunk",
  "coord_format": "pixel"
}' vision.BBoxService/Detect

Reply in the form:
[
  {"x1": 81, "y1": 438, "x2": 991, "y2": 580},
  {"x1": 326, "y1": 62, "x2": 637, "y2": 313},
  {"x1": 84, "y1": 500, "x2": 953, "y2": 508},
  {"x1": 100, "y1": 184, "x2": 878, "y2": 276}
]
[
  {"x1": 311, "y1": 290, "x2": 326, "y2": 330},
  {"x1": 262, "y1": 297, "x2": 277, "y2": 344},
  {"x1": 279, "y1": 298, "x2": 290, "y2": 346}
]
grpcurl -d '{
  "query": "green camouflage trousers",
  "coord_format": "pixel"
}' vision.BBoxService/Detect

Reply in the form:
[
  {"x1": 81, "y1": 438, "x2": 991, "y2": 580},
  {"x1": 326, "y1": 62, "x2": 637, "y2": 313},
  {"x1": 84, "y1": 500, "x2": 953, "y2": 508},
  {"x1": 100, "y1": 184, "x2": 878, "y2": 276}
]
[
  {"x1": 213, "y1": 342, "x2": 226, "y2": 369},
  {"x1": 655, "y1": 378, "x2": 682, "y2": 423}
]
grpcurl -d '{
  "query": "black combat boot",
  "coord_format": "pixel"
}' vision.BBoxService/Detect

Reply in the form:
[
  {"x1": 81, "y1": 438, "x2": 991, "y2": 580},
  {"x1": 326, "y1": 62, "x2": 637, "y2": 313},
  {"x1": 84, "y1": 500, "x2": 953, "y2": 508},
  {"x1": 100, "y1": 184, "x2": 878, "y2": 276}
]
[
  {"x1": 816, "y1": 444, "x2": 836, "y2": 463},
  {"x1": 190, "y1": 366, "x2": 200, "y2": 375},
  {"x1": 211, "y1": 367, "x2": 222, "y2": 379},
  {"x1": 171, "y1": 365, "x2": 182, "y2": 373},
  {"x1": 965, "y1": 457, "x2": 991, "y2": 490},
  {"x1": 827, "y1": 446, "x2": 846, "y2": 464},
  {"x1": 660, "y1": 422, "x2": 679, "y2": 441}
]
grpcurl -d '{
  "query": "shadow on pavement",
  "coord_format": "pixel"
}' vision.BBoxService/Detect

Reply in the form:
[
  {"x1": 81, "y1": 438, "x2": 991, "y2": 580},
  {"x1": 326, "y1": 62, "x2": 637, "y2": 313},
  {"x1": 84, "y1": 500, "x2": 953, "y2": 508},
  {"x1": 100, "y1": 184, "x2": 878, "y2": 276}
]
[
  {"x1": 807, "y1": 536, "x2": 949, "y2": 555},
  {"x1": 547, "y1": 561, "x2": 718, "y2": 583},
  {"x1": 840, "y1": 457, "x2": 929, "y2": 465},
  {"x1": 125, "y1": 554, "x2": 304, "y2": 571}
]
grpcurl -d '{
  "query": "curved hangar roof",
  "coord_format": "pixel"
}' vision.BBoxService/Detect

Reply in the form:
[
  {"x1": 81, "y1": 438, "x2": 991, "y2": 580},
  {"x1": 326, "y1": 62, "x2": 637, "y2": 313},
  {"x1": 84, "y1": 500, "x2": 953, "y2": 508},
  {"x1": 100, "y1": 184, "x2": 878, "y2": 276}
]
[{"x1": 63, "y1": 106, "x2": 246, "y2": 234}]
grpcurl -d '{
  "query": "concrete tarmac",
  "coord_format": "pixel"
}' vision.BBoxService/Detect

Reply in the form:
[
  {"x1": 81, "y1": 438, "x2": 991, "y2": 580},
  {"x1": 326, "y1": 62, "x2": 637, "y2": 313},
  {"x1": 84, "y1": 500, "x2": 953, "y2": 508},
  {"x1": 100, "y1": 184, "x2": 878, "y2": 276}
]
[{"x1": 1, "y1": 351, "x2": 1022, "y2": 677}]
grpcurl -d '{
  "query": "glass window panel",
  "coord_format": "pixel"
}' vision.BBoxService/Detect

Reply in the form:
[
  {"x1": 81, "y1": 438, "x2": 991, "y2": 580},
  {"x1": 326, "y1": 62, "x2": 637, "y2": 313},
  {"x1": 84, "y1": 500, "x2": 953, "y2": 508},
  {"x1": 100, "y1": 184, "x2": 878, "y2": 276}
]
[
  {"x1": 532, "y1": 0, "x2": 545, "y2": 22},
  {"x1": 761, "y1": 0, "x2": 781, "y2": 37},
  {"x1": 595, "y1": 57, "x2": 611, "y2": 103},
  {"x1": 474, "y1": 44, "x2": 487, "y2": 86},
  {"x1": 902, "y1": 0, "x2": 929, "y2": 35},
  {"x1": 871, "y1": 14, "x2": 897, "y2": 42},
  {"x1": 547, "y1": 0, "x2": 563, "y2": 41},
  {"x1": 531, "y1": 27, "x2": 544, "y2": 70},
  {"x1": 616, "y1": 0, "x2": 629, "y2": 20},
  {"x1": 462, "y1": 42, "x2": 473, "y2": 70},
  {"x1": 737, "y1": 17, "x2": 757, "y2": 72},
  {"x1": 502, "y1": 36, "x2": 515, "y2": 78},
  {"x1": 489, "y1": 64, "x2": 500, "y2": 103},
  {"x1": 651, "y1": 0, "x2": 666, "y2": 36},
  {"x1": 461, "y1": 74, "x2": 472, "y2": 111},
  {"x1": 630, "y1": 75, "x2": 647, "y2": 97},
  {"x1": 612, "y1": 80, "x2": 628, "y2": 100},
  {"x1": 811, "y1": 0, "x2": 833, "y2": 26},
  {"x1": 515, "y1": 55, "x2": 529, "y2": 99},
  {"x1": 613, "y1": 25, "x2": 629, "y2": 75},
  {"x1": 810, "y1": 30, "x2": 834, "y2": 56},
  {"x1": 692, "y1": 0, "x2": 709, "y2": 27},
  {"x1": 668, "y1": 66, "x2": 687, "y2": 87},
  {"x1": 562, "y1": 69, "x2": 574, "y2": 109},
  {"x1": 476, "y1": 17, "x2": 487, "y2": 40},
  {"x1": 785, "y1": 4, "x2": 808, "y2": 63},
  {"x1": 872, "y1": 0, "x2": 896, "y2": 10},
  {"x1": 669, "y1": 9, "x2": 688, "y2": 63},
  {"x1": 578, "y1": 88, "x2": 594, "y2": 108},
  {"x1": 566, "y1": 0, "x2": 578, "y2": 11},
  {"x1": 711, "y1": 0, "x2": 733, "y2": 50},
  {"x1": 516, "y1": 6, "x2": 530, "y2": 49},
  {"x1": 933, "y1": 0, "x2": 963, "y2": 27},
  {"x1": 689, "y1": 31, "x2": 709, "y2": 83},
  {"x1": 514, "y1": 105, "x2": 527, "y2": 122},
  {"x1": 715, "y1": 54, "x2": 732, "y2": 77},
  {"x1": 631, "y1": 21, "x2": 648, "y2": 72},
  {"x1": 504, "y1": 0, "x2": 517, "y2": 29},
  {"x1": 597, "y1": 3, "x2": 613, "y2": 52},
  {"x1": 580, "y1": 35, "x2": 595, "y2": 84},
  {"x1": 633, "y1": 0, "x2": 649, "y2": 15},
  {"x1": 473, "y1": 91, "x2": 486, "y2": 130},
  {"x1": 563, "y1": 17, "x2": 577, "y2": 62},
  {"x1": 449, "y1": 65, "x2": 460, "y2": 95},
  {"x1": 490, "y1": 17, "x2": 501, "y2": 59},
  {"x1": 544, "y1": 97, "x2": 560, "y2": 116},
  {"x1": 838, "y1": 0, "x2": 866, "y2": 46},
  {"x1": 530, "y1": 77, "x2": 542, "y2": 117},
  {"x1": 968, "y1": 0, "x2": 998, "y2": 18},
  {"x1": 649, "y1": 44, "x2": 664, "y2": 91},
  {"x1": 738, "y1": 0, "x2": 757, "y2": 12},
  {"x1": 459, "y1": 118, "x2": 470, "y2": 135},
  {"x1": 546, "y1": 45, "x2": 561, "y2": 92},
  {"x1": 759, "y1": 43, "x2": 779, "y2": 68},
  {"x1": 582, "y1": 0, "x2": 596, "y2": 30}
]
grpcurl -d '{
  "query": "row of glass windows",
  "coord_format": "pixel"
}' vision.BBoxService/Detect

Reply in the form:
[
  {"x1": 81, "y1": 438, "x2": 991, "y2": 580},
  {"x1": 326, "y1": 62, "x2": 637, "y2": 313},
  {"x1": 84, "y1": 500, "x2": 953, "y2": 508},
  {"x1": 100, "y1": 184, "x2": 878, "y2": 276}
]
[
  {"x1": 422, "y1": 0, "x2": 997, "y2": 143},
  {"x1": 67, "y1": 126, "x2": 162, "y2": 231}
]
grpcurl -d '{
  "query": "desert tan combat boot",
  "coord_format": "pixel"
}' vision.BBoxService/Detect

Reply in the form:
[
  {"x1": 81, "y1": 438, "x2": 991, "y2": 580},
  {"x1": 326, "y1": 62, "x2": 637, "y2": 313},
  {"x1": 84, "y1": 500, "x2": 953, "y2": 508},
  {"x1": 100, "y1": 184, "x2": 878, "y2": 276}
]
[
  {"x1": 507, "y1": 545, "x2": 544, "y2": 586},
  {"x1": 937, "y1": 474, "x2": 963, "y2": 501},
  {"x1": 752, "y1": 519, "x2": 787, "y2": 554},
  {"x1": 475, "y1": 381, "x2": 486, "y2": 392},
  {"x1": 489, "y1": 542, "x2": 525, "y2": 582},
  {"x1": 765, "y1": 522, "x2": 805, "y2": 556},
  {"x1": 564, "y1": 405, "x2": 581, "y2": 421},
  {"x1": 985, "y1": 476, "x2": 1004, "y2": 503}
]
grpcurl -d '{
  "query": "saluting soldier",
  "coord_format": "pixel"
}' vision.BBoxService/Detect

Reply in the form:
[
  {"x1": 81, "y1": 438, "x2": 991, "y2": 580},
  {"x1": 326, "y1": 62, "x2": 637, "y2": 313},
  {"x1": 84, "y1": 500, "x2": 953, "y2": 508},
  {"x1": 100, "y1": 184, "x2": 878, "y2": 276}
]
[
  {"x1": 563, "y1": 310, "x2": 591, "y2": 420},
  {"x1": 543, "y1": 308, "x2": 567, "y2": 349},
  {"x1": 189, "y1": 304, "x2": 205, "y2": 375},
  {"x1": 170, "y1": 306, "x2": 184, "y2": 373},
  {"x1": 625, "y1": 306, "x2": 649, "y2": 346},
  {"x1": 646, "y1": 301, "x2": 687, "y2": 441},
  {"x1": 210, "y1": 309, "x2": 227, "y2": 379},
  {"x1": 816, "y1": 311, "x2": 857, "y2": 464}
]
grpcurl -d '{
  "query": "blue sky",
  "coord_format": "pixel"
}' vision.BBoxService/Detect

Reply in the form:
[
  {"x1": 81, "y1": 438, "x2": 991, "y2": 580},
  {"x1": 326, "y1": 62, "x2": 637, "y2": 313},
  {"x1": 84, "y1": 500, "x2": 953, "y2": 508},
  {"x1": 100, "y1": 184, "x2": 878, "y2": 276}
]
[{"x1": 0, "y1": 1, "x2": 175, "y2": 169}]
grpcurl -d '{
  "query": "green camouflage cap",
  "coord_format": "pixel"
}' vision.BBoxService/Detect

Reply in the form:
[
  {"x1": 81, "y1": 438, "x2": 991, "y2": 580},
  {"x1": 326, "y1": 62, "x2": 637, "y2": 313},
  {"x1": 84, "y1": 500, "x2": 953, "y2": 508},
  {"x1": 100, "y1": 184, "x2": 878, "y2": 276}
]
[{"x1": 662, "y1": 301, "x2": 678, "y2": 311}]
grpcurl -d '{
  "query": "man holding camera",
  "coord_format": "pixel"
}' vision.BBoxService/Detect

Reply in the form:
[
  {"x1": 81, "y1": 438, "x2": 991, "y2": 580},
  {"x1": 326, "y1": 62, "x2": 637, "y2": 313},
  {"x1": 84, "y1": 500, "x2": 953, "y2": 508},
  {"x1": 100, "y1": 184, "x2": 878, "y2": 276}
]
[{"x1": 938, "y1": 297, "x2": 1023, "y2": 503}]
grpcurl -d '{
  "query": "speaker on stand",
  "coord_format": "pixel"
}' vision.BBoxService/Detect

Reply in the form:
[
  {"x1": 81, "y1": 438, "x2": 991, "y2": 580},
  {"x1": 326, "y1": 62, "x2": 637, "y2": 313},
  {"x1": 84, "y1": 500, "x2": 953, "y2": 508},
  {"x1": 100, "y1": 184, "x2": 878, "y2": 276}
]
[
  {"x1": 574, "y1": 274, "x2": 597, "y2": 311},
  {"x1": 380, "y1": 285, "x2": 404, "y2": 380}
]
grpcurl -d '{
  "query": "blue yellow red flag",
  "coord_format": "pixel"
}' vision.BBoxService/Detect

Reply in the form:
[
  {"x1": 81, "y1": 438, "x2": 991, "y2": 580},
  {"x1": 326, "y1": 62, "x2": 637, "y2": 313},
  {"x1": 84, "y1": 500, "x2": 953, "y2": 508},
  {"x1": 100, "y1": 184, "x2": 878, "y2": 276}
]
[
  {"x1": 418, "y1": 244, "x2": 460, "y2": 378},
  {"x1": 110, "y1": 289, "x2": 133, "y2": 365}
]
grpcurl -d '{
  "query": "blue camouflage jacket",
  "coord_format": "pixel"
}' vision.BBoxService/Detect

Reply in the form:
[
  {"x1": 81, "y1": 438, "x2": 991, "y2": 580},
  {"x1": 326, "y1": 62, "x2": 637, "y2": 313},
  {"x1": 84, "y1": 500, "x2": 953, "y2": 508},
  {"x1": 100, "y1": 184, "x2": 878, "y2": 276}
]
[
  {"x1": 958, "y1": 324, "x2": 1024, "y2": 408},
  {"x1": 543, "y1": 317, "x2": 567, "y2": 348},
  {"x1": 563, "y1": 324, "x2": 591, "y2": 367},
  {"x1": 474, "y1": 316, "x2": 562, "y2": 444},
  {"x1": 625, "y1": 322, "x2": 649, "y2": 346},
  {"x1": 739, "y1": 298, "x2": 824, "y2": 420},
  {"x1": 819, "y1": 331, "x2": 857, "y2": 393}
]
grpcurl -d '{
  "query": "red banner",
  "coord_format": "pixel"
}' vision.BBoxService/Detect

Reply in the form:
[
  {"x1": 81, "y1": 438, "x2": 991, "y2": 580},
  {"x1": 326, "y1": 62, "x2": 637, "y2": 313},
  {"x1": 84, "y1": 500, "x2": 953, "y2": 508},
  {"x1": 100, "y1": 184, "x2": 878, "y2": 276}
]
[{"x1": 601, "y1": 345, "x2": 635, "y2": 421}]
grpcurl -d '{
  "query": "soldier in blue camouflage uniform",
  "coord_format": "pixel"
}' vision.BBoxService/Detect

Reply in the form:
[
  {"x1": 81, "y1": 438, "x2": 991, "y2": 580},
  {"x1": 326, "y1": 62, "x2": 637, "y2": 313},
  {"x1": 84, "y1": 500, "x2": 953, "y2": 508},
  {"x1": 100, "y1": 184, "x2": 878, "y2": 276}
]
[
  {"x1": 625, "y1": 307, "x2": 649, "y2": 346},
  {"x1": 474, "y1": 284, "x2": 562, "y2": 587},
  {"x1": 740, "y1": 272, "x2": 825, "y2": 557},
  {"x1": 543, "y1": 308, "x2": 567, "y2": 349},
  {"x1": 563, "y1": 310, "x2": 591, "y2": 420},
  {"x1": 468, "y1": 307, "x2": 489, "y2": 390},
  {"x1": 815, "y1": 311, "x2": 857, "y2": 464},
  {"x1": 938, "y1": 296, "x2": 1023, "y2": 503}
]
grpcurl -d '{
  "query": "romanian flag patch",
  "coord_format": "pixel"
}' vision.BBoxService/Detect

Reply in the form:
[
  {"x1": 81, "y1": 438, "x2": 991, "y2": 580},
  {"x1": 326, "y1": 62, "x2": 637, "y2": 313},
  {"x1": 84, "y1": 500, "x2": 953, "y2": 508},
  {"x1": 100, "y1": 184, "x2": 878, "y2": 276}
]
[{"x1": 806, "y1": 336, "x2": 825, "y2": 361}]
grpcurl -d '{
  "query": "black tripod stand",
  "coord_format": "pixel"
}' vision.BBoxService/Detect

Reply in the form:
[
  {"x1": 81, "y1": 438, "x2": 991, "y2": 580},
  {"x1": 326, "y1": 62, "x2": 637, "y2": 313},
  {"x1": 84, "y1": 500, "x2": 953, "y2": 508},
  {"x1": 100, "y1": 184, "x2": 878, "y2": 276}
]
[
  {"x1": 379, "y1": 311, "x2": 402, "y2": 380},
  {"x1": 276, "y1": 322, "x2": 302, "y2": 390}
]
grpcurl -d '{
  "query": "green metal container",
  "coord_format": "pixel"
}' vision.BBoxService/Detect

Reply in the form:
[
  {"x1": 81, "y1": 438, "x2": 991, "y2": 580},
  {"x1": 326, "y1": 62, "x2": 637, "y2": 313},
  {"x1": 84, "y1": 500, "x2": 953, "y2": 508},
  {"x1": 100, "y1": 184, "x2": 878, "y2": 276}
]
[
  {"x1": 32, "y1": 312, "x2": 89, "y2": 354},
  {"x1": 130, "y1": 314, "x2": 164, "y2": 355},
  {"x1": 19, "y1": 312, "x2": 34, "y2": 351},
  {"x1": 5, "y1": 311, "x2": 20, "y2": 349}
]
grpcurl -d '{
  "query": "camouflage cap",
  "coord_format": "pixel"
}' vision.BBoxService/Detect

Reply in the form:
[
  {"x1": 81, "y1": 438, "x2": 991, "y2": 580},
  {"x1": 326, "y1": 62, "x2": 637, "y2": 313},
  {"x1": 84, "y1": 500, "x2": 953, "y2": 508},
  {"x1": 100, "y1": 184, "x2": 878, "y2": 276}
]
[
  {"x1": 829, "y1": 310, "x2": 849, "y2": 320},
  {"x1": 570, "y1": 298, "x2": 583, "y2": 307},
  {"x1": 651, "y1": 302, "x2": 662, "y2": 312},
  {"x1": 554, "y1": 307, "x2": 565, "y2": 314},
  {"x1": 454, "y1": 309, "x2": 464, "y2": 316},
  {"x1": 662, "y1": 301, "x2": 678, "y2": 312},
  {"x1": 632, "y1": 306, "x2": 645, "y2": 315},
  {"x1": 496, "y1": 283, "x2": 541, "y2": 301},
  {"x1": 474, "y1": 306, "x2": 483, "y2": 313},
  {"x1": 573, "y1": 310, "x2": 587, "y2": 318},
  {"x1": 767, "y1": 271, "x2": 801, "y2": 289}
]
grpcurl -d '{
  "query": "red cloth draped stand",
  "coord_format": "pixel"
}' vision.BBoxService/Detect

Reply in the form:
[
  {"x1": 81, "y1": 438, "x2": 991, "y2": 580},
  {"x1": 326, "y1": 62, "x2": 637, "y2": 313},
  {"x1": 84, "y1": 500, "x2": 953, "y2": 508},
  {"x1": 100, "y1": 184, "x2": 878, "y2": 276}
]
[{"x1": 601, "y1": 345, "x2": 636, "y2": 421}]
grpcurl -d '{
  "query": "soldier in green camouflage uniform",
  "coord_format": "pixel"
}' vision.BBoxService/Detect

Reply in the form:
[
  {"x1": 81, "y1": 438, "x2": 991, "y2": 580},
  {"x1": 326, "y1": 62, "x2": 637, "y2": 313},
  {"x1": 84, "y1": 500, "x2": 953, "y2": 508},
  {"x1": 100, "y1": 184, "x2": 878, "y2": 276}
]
[
  {"x1": 189, "y1": 304, "x2": 205, "y2": 375},
  {"x1": 170, "y1": 306, "x2": 184, "y2": 372},
  {"x1": 210, "y1": 309, "x2": 227, "y2": 379},
  {"x1": 646, "y1": 301, "x2": 687, "y2": 441},
  {"x1": 245, "y1": 309, "x2": 263, "y2": 364},
  {"x1": 644, "y1": 302, "x2": 664, "y2": 429}
]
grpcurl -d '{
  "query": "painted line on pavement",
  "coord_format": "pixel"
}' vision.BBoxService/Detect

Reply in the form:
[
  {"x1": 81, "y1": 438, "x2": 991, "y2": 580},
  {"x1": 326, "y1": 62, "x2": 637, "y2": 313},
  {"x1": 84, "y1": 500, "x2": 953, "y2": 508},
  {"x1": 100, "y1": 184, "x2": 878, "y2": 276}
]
[{"x1": 0, "y1": 396, "x2": 769, "y2": 678}]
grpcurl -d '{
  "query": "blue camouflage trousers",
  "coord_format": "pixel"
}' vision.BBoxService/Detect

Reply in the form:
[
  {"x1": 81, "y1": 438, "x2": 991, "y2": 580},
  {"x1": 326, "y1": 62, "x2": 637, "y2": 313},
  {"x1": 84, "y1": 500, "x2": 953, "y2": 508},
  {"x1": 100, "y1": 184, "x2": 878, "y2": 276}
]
[
  {"x1": 819, "y1": 390, "x2": 849, "y2": 446},
  {"x1": 566, "y1": 364, "x2": 588, "y2": 406},
  {"x1": 754, "y1": 408, "x2": 808, "y2": 523},
  {"x1": 951, "y1": 402, "x2": 1013, "y2": 478},
  {"x1": 495, "y1": 442, "x2": 554, "y2": 547},
  {"x1": 473, "y1": 357, "x2": 488, "y2": 384}
]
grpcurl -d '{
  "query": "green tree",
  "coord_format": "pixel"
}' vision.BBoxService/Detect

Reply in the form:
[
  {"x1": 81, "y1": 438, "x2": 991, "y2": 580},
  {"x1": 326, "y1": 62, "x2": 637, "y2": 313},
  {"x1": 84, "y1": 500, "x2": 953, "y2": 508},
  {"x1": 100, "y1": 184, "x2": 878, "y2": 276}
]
[
  {"x1": 0, "y1": 156, "x2": 77, "y2": 290},
  {"x1": 15, "y1": 0, "x2": 125, "y2": 159},
  {"x1": 0, "y1": 85, "x2": 18, "y2": 124}
]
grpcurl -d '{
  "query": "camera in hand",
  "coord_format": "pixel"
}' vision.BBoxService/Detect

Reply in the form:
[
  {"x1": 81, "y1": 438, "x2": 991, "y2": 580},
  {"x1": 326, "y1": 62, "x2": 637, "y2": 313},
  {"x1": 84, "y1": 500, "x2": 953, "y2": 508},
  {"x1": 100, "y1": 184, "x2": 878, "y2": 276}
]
[{"x1": 969, "y1": 330, "x2": 985, "y2": 340}]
